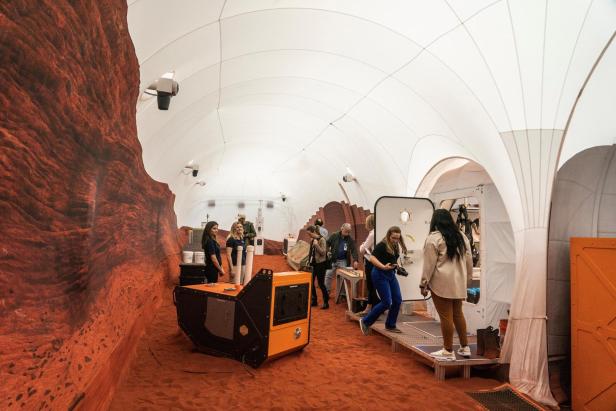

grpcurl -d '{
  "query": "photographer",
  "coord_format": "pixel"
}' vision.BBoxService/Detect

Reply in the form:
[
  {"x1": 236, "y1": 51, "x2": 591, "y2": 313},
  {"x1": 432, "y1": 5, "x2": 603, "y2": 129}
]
[
  {"x1": 307, "y1": 225, "x2": 329, "y2": 309},
  {"x1": 359, "y1": 226, "x2": 407, "y2": 335}
]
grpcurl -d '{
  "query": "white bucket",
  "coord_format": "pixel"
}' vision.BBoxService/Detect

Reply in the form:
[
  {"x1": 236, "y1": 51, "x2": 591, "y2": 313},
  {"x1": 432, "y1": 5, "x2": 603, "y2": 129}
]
[
  {"x1": 194, "y1": 251, "x2": 205, "y2": 264},
  {"x1": 182, "y1": 251, "x2": 194, "y2": 264}
]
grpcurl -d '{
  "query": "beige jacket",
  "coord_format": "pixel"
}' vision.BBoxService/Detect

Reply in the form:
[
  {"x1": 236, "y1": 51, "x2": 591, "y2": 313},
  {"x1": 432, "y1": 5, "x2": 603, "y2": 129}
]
[
  {"x1": 310, "y1": 237, "x2": 328, "y2": 264},
  {"x1": 420, "y1": 231, "x2": 472, "y2": 299}
]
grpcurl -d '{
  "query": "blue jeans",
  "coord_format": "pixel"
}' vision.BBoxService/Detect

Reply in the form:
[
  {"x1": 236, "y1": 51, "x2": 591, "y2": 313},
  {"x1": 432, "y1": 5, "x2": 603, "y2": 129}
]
[
  {"x1": 362, "y1": 267, "x2": 402, "y2": 329},
  {"x1": 325, "y1": 259, "x2": 348, "y2": 293}
]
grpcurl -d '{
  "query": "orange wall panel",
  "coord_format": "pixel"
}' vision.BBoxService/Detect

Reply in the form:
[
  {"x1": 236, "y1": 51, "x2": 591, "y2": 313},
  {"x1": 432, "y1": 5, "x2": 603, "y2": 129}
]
[{"x1": 570, "y1": 238, "x2": 616, "y2": 411}]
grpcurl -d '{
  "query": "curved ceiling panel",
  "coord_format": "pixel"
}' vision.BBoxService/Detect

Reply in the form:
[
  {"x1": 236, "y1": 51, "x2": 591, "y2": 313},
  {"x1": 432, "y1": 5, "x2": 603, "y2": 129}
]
[
  {"x1": 559, "y1": 37, "x2": 616, "y2": 167},
  {"x1": 221, "y1": 8, "x2": 421, "y2": 72},
  {"x1": 127, "y1": 0, "x2": 616, "y2": 236}
]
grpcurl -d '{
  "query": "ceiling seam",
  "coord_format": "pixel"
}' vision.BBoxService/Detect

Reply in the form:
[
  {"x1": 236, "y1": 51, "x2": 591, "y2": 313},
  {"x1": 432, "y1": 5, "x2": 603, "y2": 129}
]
[
  {"x1": 544, "y1": 0, "x2": 594, "y2": 225},
  {"x1": 539, "y1": 0, "x2": 549, "y2": 225},
  {"x1": 443, "y1": 0, "x2": 513, "y2": 132},
  {"x1": 506, "y1": 0, "x2": 534, "y2": 226},
  {"x1": 145, "y1": 93, "x2": 423, "y2": 175},
  {"x1": 553, "y1": 28, "x2": 616, "y2": 207},
  {"x1": 148, "y1": 101, "x2": 373, "y2": 177},
  {"x1": 137, "y1": 2, "x2": 504, "y2": 68},
  {"x1": 550, "y1": 0, "x2": 594, "y2": 132},
  {"x1": 140, "y1": 75, "x2": 422, "y2": 145},
  {"x1": 270, "y1": 21, "x2": 468, "y2": 175},
  {"x1": 216, "y1": 0, "x2": 228, "y2": 173},
  {"x1": 396, "y1": 0, "x2": 508, "y2": 189}
]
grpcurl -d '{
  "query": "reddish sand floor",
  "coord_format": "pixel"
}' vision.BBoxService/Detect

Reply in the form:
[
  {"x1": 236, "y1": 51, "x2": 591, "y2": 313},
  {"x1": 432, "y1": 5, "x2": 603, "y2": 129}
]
[{"x1": 110, "y1": 255, "x2": 500, "y2": 410}]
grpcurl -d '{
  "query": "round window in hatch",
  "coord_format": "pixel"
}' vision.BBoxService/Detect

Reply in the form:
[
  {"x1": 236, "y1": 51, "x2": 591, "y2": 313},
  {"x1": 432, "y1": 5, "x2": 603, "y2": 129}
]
[{"x1": 400, "y1": 209, "x2": 412, "y2": 224}]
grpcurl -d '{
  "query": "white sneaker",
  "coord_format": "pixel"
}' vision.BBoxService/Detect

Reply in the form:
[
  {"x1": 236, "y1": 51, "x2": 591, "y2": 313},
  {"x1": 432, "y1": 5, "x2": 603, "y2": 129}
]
[
  {"x1": 430, "y1": 348, "x2": 456, "y2": 361},
  {"x1": 457, "y1": 346, "x2": 471, "y2": 358}
]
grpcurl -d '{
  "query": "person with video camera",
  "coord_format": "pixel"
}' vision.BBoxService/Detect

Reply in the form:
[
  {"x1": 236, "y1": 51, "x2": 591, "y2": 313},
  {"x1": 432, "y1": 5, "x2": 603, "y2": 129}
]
[
  {"x1": 306, "y1": 225, "x2": 329, "y2": 309},
  {"x1": 359, "y1": 226, "x2": 407, "y2": 335},
  {"x1": 420, "y1": 209, "x2": 473, "y2": 360}
]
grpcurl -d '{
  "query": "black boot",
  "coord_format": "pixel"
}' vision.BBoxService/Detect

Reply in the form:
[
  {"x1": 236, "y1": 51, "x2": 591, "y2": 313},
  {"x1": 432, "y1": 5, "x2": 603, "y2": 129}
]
[
  {"x1": 321, "y1": 301, "x2": 329, "y2": 309},
  {"x1": 311, "y1": 300, "x2": 318, "y2": 307}
]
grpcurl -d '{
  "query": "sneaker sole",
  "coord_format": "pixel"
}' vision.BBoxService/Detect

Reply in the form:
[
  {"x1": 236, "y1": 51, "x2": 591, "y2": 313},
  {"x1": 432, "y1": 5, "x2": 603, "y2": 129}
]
[
  {"x1": 431, "y1": 356, "x2": 456, "y2": 361},
  {"x1": 359, "y1": 320, "x2": 370, "y2": 336}
]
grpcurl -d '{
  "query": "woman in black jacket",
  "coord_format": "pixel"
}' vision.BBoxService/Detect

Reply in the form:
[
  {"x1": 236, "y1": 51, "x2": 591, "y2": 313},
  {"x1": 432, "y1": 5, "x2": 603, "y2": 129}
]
[
  {"x1": 359, "y1": 226, "x2": 407, "y2": 335},
  {"x1": 202, "y1": 221, "x2": 225, "y2": 283}
]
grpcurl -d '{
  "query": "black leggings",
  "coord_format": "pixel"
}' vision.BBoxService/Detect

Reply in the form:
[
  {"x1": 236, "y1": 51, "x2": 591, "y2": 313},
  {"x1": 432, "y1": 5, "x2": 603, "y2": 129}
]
[
  {"x1": 311, "y1": 261, "x2": 329, "y2": 303},
  {"x1": 205, "y1": 267, "x2": 219, "y2": 284},
  {"x1": 364, "y1": 259, "x2": 380, "y2": 306}
]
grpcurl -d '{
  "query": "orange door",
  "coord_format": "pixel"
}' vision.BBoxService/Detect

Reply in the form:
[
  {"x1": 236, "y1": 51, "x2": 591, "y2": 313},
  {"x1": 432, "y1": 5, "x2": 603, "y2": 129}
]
[{"x1": 570, "y1": 238, "x2": 616, "y2": 410}]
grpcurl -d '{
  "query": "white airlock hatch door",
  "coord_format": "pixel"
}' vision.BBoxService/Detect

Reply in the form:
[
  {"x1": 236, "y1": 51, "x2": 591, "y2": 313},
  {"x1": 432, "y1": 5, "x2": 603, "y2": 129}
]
[{"x1": 374, "y1": 196, "x2": 435, "y2": 301}]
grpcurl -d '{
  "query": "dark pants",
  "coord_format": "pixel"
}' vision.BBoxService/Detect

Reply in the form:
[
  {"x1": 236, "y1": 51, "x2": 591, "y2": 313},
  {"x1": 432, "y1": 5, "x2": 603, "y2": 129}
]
[
  {"x1": 364, "y1": 259, "x2": 380, "y2": 306},
  {"x1": 204, "y1": 267, "x2": 219, "y2": 284},
  {"x1": 311, "y1": 261, "x2": 329, "y2": 304},
  {"x1": 362, "y1": 267, "x2": 402, "y2": 329}
]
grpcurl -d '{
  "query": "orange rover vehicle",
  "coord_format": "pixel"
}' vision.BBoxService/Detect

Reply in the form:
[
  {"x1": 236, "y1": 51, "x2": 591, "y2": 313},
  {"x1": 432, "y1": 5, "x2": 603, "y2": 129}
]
[{"x1": 174, "y1": 269, "x2": 312, "y2": 368}]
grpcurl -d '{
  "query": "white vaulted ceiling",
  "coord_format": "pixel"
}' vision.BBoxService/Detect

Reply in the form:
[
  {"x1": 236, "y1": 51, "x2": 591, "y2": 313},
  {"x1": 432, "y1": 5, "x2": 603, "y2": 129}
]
[{"x1": 127, "y1": 0, "x2": 616, "y2": 233}]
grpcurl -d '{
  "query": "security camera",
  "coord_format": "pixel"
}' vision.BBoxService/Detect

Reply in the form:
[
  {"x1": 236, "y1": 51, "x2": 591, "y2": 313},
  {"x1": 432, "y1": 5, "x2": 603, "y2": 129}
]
[
  {"x1": 342, "y1": 173, "x2": 356, "y2": 182},
  {"x1": 183, "y1": 163, "x2": 199, "y2": 177},
  {"x1": 146, "y1": 77, "x2": 179, "y2": 110},
  {"x1": 281, "y1": 194, "x2": 287, "y2": 202}
]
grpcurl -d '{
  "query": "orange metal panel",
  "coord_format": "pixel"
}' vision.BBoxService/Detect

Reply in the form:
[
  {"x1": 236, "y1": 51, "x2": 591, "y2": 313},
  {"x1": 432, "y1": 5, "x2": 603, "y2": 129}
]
[
  {"x1": 183, "y1": 282, "x2": 241, "y2": 297},
  {"x1": 268, "y1": 272, "x2": 312, "y2": 357},
  {"x1": 570, "y1": 238, "x2": 616, "y2": 411}
]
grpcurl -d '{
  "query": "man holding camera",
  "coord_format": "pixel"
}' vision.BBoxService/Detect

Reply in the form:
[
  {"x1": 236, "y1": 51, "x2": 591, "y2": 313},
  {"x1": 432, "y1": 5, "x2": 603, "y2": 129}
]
[
  {"x1": 314, "y1": 218, "x2": 329, "y2": 240},
  {"x1": 325, "y1": 223, "x2": 359, "y2": 295}
]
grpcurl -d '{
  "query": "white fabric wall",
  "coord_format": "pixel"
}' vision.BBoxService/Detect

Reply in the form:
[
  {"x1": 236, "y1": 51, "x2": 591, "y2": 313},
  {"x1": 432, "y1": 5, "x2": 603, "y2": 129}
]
[
  {"x1": 548, "y1": 144, "x2": 616, "y2": 360},
  {"x1": 482, "y1": 184, "x2": 515, "y2": 326}
]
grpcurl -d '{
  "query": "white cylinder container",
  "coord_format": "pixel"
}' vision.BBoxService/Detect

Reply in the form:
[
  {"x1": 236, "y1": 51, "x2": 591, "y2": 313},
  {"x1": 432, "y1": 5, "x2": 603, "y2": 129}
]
[
  {"x1": 182, "y1": 251, "x2": 194, "y2": 264},
  {"x1": 193, "y1": 251, "x2": 205, "y2": 264},
  {"x1": 245, "y1": 245, "x2": 254, "y2": 284},
  {"x1": 235, "y1": 245, "x2": 243, "y2": 285},
  {"x1": 226, "y1": 247, "x2": 233, "y2": 281}
]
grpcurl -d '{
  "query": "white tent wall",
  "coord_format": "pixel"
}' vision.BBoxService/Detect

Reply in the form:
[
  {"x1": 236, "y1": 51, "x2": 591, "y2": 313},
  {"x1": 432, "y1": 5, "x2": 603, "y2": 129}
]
[
  {"x1": 546, "y1": 144, "x2": 616, "y2": 399},
  {"x1": 127, "y1": 1, "x2": 616, "y2": 405},
  {"x1": 482, "y1": 184, "x2": 515, "y2": 327}
]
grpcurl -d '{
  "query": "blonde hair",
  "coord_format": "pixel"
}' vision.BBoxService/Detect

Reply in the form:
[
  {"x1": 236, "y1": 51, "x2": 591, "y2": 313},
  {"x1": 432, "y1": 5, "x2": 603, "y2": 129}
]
[
  {"x1": 381, "y1": 226, "x2": 407, "y2": 255},
  {"x1": 227, "y1": 221, "x2": 243, "y2": 240},
  {"x1": 365, "y1": 214, "x2": 375, "y2": 231}
]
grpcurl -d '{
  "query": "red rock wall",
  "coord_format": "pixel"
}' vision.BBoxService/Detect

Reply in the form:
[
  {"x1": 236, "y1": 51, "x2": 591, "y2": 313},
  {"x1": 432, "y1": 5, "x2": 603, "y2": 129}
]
[
  {"x1": 301, "y1": 201, "x2": 371, "y2": 246},
  {"x1": 0, "y1": 1, "x2": 180, "y2": 410}
]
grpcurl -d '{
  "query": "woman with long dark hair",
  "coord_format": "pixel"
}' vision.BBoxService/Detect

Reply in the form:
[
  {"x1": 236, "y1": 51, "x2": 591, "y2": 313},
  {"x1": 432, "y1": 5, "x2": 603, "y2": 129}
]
[
  {"x1": 420, "y1": 209, "x2": 473, "y2": 360},
  {"x1": 202, "y1": 221, "x2": 225, "y2": 283},
  {"x1": 359, "y1": 226, "x2": 407, "y2": 335}
]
